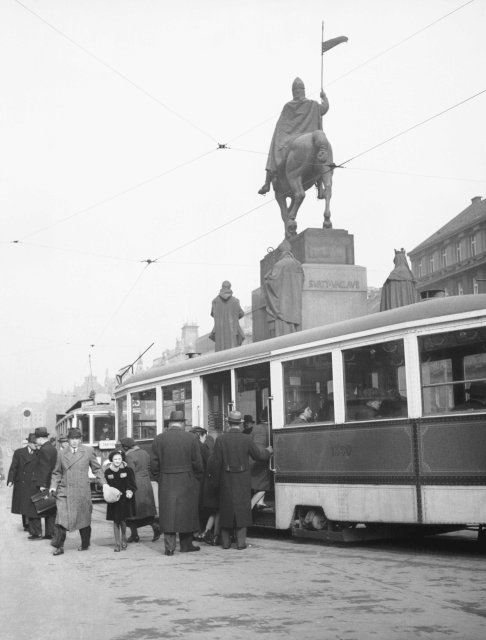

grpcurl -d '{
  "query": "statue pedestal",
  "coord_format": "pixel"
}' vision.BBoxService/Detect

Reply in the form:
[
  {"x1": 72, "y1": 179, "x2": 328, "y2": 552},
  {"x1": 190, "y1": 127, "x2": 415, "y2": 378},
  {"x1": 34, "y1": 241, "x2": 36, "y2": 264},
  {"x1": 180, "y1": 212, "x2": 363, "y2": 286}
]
[{"x1": 252, "y1": 228, "x2": 368, "y2": 341}]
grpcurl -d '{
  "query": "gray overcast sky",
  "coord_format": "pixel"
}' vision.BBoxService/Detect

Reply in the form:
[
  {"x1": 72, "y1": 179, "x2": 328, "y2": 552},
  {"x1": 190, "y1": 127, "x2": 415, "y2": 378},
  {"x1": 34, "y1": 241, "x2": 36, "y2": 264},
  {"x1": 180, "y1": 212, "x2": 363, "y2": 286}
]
[{"x1": 1, "y1": 0, "x2": 485, "y2": 407}]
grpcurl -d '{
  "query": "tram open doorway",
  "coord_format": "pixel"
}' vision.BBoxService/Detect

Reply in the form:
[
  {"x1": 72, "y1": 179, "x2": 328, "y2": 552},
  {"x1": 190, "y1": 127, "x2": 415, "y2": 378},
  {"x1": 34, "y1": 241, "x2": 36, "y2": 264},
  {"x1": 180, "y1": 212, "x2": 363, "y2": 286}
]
[{"x1": 234, "y1": 362, "x2": 276, "y2": 529}]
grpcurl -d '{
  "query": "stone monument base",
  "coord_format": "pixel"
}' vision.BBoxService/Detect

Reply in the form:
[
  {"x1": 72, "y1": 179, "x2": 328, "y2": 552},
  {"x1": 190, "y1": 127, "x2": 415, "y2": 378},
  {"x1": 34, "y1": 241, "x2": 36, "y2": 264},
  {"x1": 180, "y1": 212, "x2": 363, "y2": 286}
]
[{"x1": 252, "y1": 228, "x2": 368, "y2": 342}]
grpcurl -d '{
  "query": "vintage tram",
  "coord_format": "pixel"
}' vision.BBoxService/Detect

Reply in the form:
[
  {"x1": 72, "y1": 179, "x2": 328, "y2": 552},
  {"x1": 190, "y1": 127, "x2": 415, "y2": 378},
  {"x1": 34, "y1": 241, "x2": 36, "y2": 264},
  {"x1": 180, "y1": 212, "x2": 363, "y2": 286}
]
[{"x1": 114, "y1": 295, "x2": 486, "y2": 542}]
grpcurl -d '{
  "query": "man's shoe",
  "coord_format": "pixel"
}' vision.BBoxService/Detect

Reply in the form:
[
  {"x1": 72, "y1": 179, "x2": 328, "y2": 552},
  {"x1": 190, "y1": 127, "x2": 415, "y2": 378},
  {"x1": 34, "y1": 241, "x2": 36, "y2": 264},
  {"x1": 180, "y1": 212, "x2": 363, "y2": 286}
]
[
  {"x1": 53, "y1": 547, "x2": 64, "y2": 556},
  {"x1": 164, "y1": 550, "x2": 174, "y2": 556},
  {"x1": 181, "y1": 544, "x2": 200, "y2": 553},
  {"x1": 27, "y1": 535, "x2": 42, "y2": 540},
  {"x1": 77, "y1": 546, "x2": 89, "y2": 551},
  {"x1": 237, "y1": 544, "x2": 248, "y2": 550},
  {"x1": 43, "y1": 535, "x2": 53, "y2": 540}
]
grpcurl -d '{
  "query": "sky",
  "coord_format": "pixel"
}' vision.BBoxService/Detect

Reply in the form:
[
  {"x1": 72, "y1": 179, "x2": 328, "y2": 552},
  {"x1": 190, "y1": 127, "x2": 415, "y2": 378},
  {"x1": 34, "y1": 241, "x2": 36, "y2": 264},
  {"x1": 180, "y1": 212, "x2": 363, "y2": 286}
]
[{"x1": 1, "y1": 0, "x2": 485, "y2": 408}]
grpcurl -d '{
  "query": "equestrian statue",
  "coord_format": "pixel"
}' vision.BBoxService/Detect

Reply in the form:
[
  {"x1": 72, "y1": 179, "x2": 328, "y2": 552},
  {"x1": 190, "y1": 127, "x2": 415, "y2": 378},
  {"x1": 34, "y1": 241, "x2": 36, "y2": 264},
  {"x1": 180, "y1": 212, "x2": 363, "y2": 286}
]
[{"x1": 258, "y1": 33, "x2": 347, "y2": 239}]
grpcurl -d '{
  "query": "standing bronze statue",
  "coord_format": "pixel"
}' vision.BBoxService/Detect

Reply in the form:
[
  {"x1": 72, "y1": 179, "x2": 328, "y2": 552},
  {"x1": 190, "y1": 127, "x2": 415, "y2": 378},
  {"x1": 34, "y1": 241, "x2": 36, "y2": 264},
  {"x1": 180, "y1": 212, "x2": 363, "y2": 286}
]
[
  {"x1": 263, "y1": 240, "x2": 304, "y2": 336},
  {"x1": 209, "y1": 281, "x2": 245, "y2": 351},
  {"x1": 258, "y1": 78, "x2": 334, "y2": 238}
]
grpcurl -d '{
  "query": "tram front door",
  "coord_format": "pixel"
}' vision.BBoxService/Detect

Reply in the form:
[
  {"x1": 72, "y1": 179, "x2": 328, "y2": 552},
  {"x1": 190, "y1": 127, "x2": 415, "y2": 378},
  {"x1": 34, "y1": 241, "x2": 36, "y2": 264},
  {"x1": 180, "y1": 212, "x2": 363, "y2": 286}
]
[{"x1": 234, "y1": 362, "x2": 275, "y2": 528}]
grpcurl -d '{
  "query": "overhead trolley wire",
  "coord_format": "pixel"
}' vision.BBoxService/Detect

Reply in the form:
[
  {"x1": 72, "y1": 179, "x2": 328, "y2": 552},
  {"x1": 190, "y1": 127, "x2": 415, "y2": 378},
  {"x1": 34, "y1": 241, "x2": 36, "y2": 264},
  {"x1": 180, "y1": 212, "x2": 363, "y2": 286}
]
[
  {"x1": 340, "y1": 89, "x2": 486, "y2": 166},
  {"x1": 13, "y1": 149, "x2": 216, "y2": 242},
  {"x1": 95, "y1": 264, "x2": 151, "y2": 343},
  {"x1": 226, "y1": 0, "x2": 476, "y2": 145},
  {"x1": 12, "y1": 0, "x2": 218, "y2": 144}
]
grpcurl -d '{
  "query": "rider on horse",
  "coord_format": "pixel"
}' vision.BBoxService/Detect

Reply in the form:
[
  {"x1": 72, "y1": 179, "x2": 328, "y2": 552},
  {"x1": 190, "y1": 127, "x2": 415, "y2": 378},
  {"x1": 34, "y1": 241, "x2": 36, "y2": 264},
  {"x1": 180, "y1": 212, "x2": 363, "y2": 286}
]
[{"x1": 258, "y1": 77, "x2": 329, "y2": 195}]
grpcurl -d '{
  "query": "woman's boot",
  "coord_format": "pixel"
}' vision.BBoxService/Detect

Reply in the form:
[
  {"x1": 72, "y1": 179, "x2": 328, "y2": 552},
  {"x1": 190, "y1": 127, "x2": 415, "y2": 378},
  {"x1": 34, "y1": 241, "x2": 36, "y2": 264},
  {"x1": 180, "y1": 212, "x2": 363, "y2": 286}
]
[{"x1": 127, "y1": 525, "x2": 139, "y2": 543}]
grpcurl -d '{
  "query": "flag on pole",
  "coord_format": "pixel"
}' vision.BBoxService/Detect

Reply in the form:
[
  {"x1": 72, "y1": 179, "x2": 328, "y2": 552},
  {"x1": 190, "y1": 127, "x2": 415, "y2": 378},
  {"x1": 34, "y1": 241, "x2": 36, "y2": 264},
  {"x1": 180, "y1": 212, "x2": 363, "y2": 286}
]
[{"x1": 322, "y1": 35, "x2": 348, "y2": 53}]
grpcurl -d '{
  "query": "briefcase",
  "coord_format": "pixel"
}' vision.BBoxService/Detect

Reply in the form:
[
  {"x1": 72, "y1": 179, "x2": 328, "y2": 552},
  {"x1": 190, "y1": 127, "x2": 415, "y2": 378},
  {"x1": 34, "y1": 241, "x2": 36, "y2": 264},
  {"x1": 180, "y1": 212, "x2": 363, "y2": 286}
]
[{"x1": 31, "y1": 490, "x2": 57, "y2": 514}]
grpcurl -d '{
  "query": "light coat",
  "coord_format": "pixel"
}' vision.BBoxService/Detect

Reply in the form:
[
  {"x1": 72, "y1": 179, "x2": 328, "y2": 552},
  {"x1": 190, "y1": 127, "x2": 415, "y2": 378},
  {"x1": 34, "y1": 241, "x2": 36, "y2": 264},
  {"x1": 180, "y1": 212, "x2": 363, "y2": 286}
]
[
  {"x1": 208, "y1": 428, "x2": 270, "y2": 528},
  {"x1": 50, "y1": 444, "x2": 104, "y2": 531},
  {"x1": 150, "y1": 426, "x2": 202, "y2": 533}
]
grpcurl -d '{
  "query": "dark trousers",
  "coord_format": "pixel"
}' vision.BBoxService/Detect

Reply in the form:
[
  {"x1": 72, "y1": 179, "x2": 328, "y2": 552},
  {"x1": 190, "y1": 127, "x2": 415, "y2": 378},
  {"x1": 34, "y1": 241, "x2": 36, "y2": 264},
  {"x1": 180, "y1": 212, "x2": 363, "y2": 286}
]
[
  {"x1": 221, "y1": 526, "x2": 246, "y2": 548},
  {"x1": 54, "y1": 524, "x2": 91, "y2": 549},
  {"x1": 29, "y1": 511, "x2": 56, "y2": 537},
  {"x1": 164, "y1": 531, "x2": 193, "y2": 553}
]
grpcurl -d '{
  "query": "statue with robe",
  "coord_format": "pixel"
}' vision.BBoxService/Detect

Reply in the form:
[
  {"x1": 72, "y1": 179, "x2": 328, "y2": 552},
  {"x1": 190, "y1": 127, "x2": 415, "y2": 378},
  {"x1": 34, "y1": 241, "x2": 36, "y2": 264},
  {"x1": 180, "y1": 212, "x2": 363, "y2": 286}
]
[
  {"x1": 263, "y1": 241, "x2": 304, "y2": 337},
  {"x1": 380, "y1": 249, "x2": 420, "y2": 311},
  {"x1": 209, "y1": 281, "x2": 245, "y2": 351}
]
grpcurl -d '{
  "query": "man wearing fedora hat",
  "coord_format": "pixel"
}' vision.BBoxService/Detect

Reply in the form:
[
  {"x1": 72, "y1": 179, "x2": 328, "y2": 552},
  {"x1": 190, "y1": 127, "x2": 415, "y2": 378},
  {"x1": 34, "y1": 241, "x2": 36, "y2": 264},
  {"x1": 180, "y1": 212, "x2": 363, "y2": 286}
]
[
  {"x1": 150, "y1": 410, "x2": 203, "y2": 555},
  {"x1": 49, "y1": 426, "x2": 105, "y2": 555},
  {"x1": 208, "y1": 410, "x2": 273, "y2": 550},
  {"x1": 29, "y1": 427, "x2": 58, "y2": 539},
  {"x1": 7, "y1": 433, "x2": 38, "y2": 535}
]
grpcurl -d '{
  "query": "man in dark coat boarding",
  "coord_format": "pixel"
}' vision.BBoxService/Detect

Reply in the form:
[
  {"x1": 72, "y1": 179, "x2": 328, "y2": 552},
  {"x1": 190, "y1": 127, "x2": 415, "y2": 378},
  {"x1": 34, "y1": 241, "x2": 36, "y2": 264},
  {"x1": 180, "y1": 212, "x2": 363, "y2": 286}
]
[
  {"x1": 150, "y1": 410, "x2": 203, "y2": 556},
  {"x1": 209, "y1": 410, "x2": 273, "y2": 550}
]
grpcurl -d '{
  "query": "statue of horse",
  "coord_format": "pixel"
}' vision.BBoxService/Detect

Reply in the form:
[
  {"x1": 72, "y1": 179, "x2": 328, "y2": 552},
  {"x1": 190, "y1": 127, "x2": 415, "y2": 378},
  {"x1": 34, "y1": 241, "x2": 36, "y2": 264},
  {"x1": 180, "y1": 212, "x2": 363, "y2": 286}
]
[{"x1": 272, "y1": 130, "x2": 333, "y2": 238}]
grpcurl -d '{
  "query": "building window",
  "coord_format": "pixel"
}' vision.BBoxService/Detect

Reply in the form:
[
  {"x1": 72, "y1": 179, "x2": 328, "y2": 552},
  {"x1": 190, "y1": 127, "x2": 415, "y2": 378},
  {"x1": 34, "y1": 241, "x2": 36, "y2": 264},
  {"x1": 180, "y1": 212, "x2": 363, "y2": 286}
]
[
  {"x1": 471, "y1": 235, "x2": 477, "y2": 257},
  {"x1": 441, "y1": 248, "x2": 447, "y2": 268},
  {"x1": 458, "y1": 282, "x2": 463, "y2": 295},
  {"x1": 444, "y1": 287, "x2": 448, "y2": 296},
  {"x1": 429, "y1": 255, "x2": 435, "y2": 273},
  {"x1": 456, "y1": 242, "x2": 462, "y2": 263},
  {"x1": 418, "y1": 261, "x2": 423, "y2": 277}
]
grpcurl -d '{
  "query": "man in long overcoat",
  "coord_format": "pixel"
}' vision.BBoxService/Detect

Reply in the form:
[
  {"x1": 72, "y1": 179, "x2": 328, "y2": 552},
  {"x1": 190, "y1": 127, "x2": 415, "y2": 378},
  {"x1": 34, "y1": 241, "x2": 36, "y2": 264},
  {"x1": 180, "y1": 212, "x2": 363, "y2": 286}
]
[
  {"x1": 208, "y1": 410, "x2": 272, "y2": 550},
  {"x1": 29, "y1": 427, "x2": 58, "y2": 539},
  {"x1": 49, "y1": 427, "x2": 105, "y2": 555},
  {"x1": 7, "y1": 433, "x2": 39, "y2": 535},
  {"x1": 121, "y1": 437, "x2": 160, "y2": 543},
  {"x1": 150, "y1": 410, "x2": 203, "y2": 555}
]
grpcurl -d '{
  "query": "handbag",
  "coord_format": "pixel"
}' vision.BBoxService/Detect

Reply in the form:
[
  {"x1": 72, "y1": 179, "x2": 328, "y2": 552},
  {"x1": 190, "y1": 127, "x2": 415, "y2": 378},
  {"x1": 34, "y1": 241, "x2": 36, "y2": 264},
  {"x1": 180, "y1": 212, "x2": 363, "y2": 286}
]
[
  {"x1": 31, "y1": 490, "x2": 57, "y2": 514},
  {"x1": 103, "y1": 484, "x2": 122, "y2": 504}
]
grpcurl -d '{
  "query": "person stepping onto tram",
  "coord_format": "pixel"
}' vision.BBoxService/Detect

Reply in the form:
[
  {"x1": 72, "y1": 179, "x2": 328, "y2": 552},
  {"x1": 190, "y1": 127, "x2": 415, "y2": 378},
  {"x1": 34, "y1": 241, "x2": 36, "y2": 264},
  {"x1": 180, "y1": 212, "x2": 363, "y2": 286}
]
[{"x1": 208, "y1": 410, "x2": 273, "y2": 550}]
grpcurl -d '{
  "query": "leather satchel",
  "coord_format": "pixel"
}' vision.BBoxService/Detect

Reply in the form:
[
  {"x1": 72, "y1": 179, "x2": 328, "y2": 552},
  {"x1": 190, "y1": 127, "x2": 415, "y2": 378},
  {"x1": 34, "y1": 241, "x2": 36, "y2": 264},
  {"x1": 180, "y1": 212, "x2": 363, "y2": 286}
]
[{"x1": 31, "y1": 490, "x2": 57, "y2": 514}]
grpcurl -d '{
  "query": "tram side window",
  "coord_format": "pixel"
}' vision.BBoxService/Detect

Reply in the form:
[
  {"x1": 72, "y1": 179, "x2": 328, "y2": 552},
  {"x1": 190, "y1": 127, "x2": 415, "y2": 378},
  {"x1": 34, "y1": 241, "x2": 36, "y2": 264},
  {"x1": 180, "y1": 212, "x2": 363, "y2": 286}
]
[
  {"x1": 343, "y1": 339, "x2": 407, "y2": 421},
  {"x1": 132, "y1": 389, "x2": 157, "y2": 439},
  {"x1": 117, "y1": 397, "x2": 127, "y2": 440},
  {"x1": 76, "y1": 414, "x2": 89, "y2": 441},
  {"x1": 283, "y1": 353, "x2": 333, "y2": 425},
  {"x1": 162, "y1": 382, "x2": 192, "y2": 430},
  {"x1": 419, "y1": 328, "x2": 486, "y2": 414}
]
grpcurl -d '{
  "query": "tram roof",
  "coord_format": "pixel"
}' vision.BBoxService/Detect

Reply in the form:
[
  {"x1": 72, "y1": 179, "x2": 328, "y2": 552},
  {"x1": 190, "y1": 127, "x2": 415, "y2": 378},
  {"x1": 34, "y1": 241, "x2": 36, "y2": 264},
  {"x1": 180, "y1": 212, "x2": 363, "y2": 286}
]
[{"x1": 116, "y1": 294, "x2": 486, "y2": 391}]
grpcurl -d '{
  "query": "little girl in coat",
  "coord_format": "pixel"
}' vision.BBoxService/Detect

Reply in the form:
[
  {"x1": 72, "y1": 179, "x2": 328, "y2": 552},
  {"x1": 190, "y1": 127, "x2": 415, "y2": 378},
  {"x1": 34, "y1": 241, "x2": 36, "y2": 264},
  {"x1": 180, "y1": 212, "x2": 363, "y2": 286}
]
[{"x1": 104, "y1": 450, "x2": 137, "y2": 551}]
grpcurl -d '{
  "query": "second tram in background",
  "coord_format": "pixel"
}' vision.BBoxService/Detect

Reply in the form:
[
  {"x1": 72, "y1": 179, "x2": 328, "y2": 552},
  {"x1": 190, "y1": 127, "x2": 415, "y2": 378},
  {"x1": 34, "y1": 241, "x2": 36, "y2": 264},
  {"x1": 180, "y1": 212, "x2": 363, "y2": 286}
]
[
  {"x1": 54, "y1": 393, "x2": 117, "y2": 499},
  {"x1": 114, "y1": 295, "x2": 486, "y2": 544}
]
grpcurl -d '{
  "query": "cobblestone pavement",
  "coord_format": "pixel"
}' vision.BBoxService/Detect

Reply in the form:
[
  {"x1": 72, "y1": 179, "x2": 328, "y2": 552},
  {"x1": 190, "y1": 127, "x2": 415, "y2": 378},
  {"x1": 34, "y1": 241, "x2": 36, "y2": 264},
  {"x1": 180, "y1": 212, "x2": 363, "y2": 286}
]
[{"x1": 1, "y1": 485, "x2": 485, "y2": 640}]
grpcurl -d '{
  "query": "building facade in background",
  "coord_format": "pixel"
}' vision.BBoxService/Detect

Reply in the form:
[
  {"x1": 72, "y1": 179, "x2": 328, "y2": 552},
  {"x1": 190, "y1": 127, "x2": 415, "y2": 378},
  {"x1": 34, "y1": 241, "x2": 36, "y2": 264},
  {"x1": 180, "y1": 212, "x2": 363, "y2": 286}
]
[{"x1": 409, "y1": 197, "x2": 486, "y2": 297}]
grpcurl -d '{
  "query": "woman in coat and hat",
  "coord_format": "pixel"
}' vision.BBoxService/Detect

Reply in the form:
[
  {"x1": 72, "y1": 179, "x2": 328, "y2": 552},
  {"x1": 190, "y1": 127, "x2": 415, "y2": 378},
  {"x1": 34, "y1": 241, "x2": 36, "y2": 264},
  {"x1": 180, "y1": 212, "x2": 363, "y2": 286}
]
[
  {"x1": 104, "y1": 449, "x2": 137, "y2": 552},
  {"x1": 208, "y1": 410, "x2": 273, "y2": 550},
  {"x1": 121, "y1": 437, "x2": 159, "y2": 543},
  {"x1": 49, "y1": 427, "x2": 105, "y2": 555}
]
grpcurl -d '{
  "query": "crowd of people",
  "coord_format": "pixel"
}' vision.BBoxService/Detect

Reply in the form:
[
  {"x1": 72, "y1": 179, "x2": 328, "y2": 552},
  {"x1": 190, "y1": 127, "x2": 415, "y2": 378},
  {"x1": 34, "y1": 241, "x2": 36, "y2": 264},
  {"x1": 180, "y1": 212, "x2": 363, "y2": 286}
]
[{"x1": 6, "y1": 410, "x2": 273, "y2": 556}]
